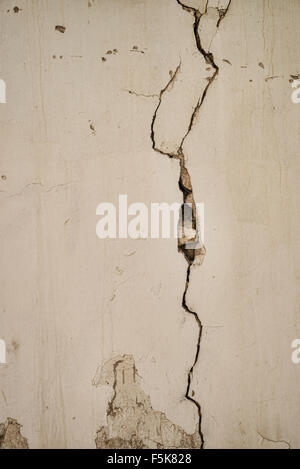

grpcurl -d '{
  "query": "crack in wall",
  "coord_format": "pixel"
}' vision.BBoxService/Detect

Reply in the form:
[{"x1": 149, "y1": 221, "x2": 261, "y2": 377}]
[
  {"x1": 94, "y1": 0, "x2": 232, "y2": 449},
  {"x1": 257, "y1": 431, "x2": 291, "y2": 450},
  {"x1": 150, "y1": 0, "x2": 232, "y2": 448}
]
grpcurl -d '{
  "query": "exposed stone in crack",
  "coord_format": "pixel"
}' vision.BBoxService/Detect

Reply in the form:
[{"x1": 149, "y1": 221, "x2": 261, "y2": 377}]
[
  {"x1": 0, "y1": 418, "x2": 29, "y2": 449},
  {"x1": 149, "y1": 62, "x2": 205, "y2": 264},
  {"x1": 93, "y1": 355, "x2": 201, "y2": 449},
  {"x1": 149, "y1": 0, "x2": 232, "y2": 448}
]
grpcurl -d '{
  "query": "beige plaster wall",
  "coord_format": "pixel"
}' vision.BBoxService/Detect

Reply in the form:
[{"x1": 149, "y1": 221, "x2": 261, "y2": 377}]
[{"x1": 0, "y1": 0, "x2": 299, "y2": 449}]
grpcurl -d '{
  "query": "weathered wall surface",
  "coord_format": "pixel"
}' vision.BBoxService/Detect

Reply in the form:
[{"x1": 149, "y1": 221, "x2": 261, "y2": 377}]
[{"x1": 0, "y1": 0, "x2": 299, "y2": 449}]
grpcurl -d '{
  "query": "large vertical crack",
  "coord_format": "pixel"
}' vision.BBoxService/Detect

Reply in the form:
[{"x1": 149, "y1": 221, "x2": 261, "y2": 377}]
[{"x1": 150, "y1": 0, "x2": 232, "y2": 448}]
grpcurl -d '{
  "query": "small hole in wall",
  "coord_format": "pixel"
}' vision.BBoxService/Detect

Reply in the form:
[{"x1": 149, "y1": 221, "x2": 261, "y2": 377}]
[{"x1": 55, "y1": 25, "x2": 66, "y2": 34}]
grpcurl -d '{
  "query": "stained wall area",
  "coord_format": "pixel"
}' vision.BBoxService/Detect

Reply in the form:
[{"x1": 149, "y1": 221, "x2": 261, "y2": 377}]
[{"x1": 0, "y1": 0, "x2": 299, "y2": 449}]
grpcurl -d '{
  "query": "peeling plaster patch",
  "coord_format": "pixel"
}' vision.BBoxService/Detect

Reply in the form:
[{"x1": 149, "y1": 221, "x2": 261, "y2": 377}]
[
  {"x1": 93, "y1": 355, "x2": 201, "y2": 449},
  {"x1": 0, "y1": 419, "x2": 29, "y2": 449}
]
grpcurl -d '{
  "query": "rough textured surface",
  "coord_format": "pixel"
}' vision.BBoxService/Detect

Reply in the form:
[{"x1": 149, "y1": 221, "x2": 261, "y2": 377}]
[
  {"x1": 94, "y1": 355, "x2": 201, "y2": 449},
  {"x1": 0, "y1": 0, "x2": 300, "y2": 449},
  {"x1": 0, "y1": 419, "x2": 29, "y2": 449}
]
